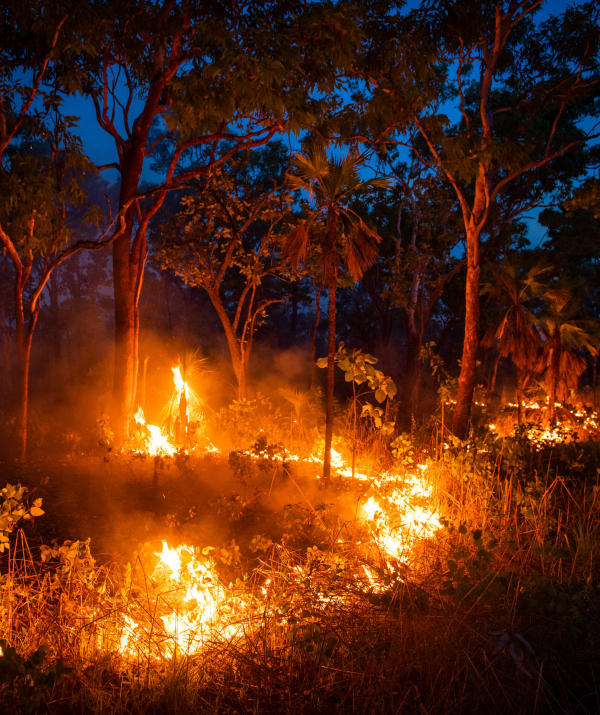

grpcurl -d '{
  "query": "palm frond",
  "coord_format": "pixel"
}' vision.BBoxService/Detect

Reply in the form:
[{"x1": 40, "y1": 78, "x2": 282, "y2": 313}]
[
  {"x1": 283, "y1": 223, "x2": 311, "y2": 270},
  {"x1": 344, "y1": 218, "x2": 382, "y2": 281},
  {"x1": 293, "y1": 147, "x2": 330, "y2": 183}
]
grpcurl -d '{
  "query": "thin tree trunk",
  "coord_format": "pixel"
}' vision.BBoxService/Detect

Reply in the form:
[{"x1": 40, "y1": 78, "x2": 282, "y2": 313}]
[
  {"x1": 290, "y1": 281, "x2": 298, "y2": 345},
  {"x1": 207, "y1": 289, "x2": 245, "y2": 399},
  {"x1": 516, "y1": 365, "x2": 524, "y2": 425},
  {"x1": 548, "y1": 341, "x2": 560, "y2": 423},
  {"x1": 112, "y1": 225, "x2": 137, "y2": 443},
  {"x1": 488, "y1": 350, "x2": 501, "y2": 396},
  {"x1": 15, "y1": 303, "x2": 39, "y2": 460},
  {"x1": 140, "y1": 355, "x2": 149, "y2": 410},
  {"x1": 310, "y1": 282, "x2": 323, "y2": 388},
  {"x1": 404, "y1": 324, "x2": 420, "y2": 403},
  {"x1": 323, "y1": 260, "x2": 337, "y2": 486}
]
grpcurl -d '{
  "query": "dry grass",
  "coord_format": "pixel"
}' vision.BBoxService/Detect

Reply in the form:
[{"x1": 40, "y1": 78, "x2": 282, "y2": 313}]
[{"x1": 1, "y1": 421, "x2": 600, "y2": 714}]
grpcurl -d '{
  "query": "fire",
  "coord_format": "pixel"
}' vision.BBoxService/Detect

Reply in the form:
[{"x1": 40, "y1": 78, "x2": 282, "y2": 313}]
[
  {"x1": 157, "y1": 540, "x2": 182, "y2": 577},
  {"x1": 172, "y1": 365, "x2": 189, "y2": 404},
  {"x1": 360, "y1": 464, "x2": 441, "y2": 558},
  {"x1": 133, "y1": 407, "x2": 176, "y2": 456}
]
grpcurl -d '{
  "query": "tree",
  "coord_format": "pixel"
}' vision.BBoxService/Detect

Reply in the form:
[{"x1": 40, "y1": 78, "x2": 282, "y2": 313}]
[
  {"x1": 0, "y1": 121, "x2": 124, "y2": 459},
  {"x1": 481, "y1": 262, "x2": 546, "y2": 423},
  {"x1": 284, "y1": 146, "x2": 390, "y2": 484},
  {"x1": 535, "y1": 291, "x2": 597, "y2": 422},
  {"x1": 155, "y1": 144, "x2": 296, "y2": 398},
  {"x1": 343, "y1": 0, "x2": 600, "y2": 436},
  {"x1": 356, "y1": 159, "x2": 466, "y2": 415},
  {"x1": 72, "y1": 0, "x2": 359, "y2": 442}
]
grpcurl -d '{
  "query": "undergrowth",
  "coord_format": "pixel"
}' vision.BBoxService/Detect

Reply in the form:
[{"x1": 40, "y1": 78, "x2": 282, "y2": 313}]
[{"x1": 0, "y1": 417, "x2": 599, "y2": 714}]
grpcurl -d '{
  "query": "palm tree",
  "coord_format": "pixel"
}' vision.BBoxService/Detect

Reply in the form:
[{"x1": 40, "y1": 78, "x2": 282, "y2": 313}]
[
  {"x1": 534, "y1": 292, "x2": 598, "y2": 422},
  {"x1": 481, "y1": 263, "x2": 546, "y2": 424},
  {"x1": 284, "y1": 146, "x2": 390, "y2": 484}
]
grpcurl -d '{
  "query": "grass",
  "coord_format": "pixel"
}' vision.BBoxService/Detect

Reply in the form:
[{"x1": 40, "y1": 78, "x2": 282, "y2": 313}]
[{"x1": 1, "y1": 398, "x2": 600, "y2": 714}]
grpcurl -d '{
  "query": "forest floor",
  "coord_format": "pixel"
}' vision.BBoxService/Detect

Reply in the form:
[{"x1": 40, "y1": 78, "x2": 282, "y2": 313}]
[
  {"x1": 0, "y1": 436, "x2": 599, "y2": 715},
  {"x1": 1, "y1": 449, "x2": 357, "y2": 564}
]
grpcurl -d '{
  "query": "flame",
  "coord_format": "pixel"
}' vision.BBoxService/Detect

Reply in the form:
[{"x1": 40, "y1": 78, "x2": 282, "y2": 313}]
[
  {"x1": 157, "y1": 540, "x2": 182, "y2": 577},
  {"x1": 133, "y1": 407, "x2": 176, "y2": 456}
]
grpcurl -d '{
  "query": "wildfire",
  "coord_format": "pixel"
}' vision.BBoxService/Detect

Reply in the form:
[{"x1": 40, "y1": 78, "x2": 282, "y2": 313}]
[
  {"x1": 133, "y1": 406, "x2": 176, "y2": 456},
  {"x1": 360, "y1": 464, "x2": 441, "y2": 558}
]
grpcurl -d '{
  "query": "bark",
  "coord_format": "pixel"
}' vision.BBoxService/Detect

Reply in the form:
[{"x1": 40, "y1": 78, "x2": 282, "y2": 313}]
[
  {"x1": 404, "y1": 324, "x2": 421, "y2": 404},
  {"x1": 140, "y1": 355, "x2": 149, "y2": 410},
  {"x1": 13, "y1": 270, "x2": 39, "y2": 460},
  {"x1": 323, "y1": 256, "x2": 337, "y2": 486},
  {"x1": 290, "y1": 282, "x2": 298, "y2": 344},
  {"x1": 49, "y1": 268, "x2": 62, "y2": 393}
]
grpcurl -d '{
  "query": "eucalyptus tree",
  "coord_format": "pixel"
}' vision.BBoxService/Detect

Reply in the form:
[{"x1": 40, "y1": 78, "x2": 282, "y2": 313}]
[
  {"x1": 0, "y1": 2, "x2": 127, "y2": 458},
  {"x1": 356, "y1": 160, "x2": 465, "y2": 414},
  {"x1": 343, "y1": 0, "x2": 600, "y2": 437},
  {"x1": 70, "y1": 0, "x2": 359, "y2": 442},
  {"x1": 155, "y1": 143, "x2": 297, "y2": 400},
  {"x1": 0, "y1": 123, "x2": 123, "y2": 459},
  {"x1": 284, "y1": 146, "x2": 390, "y2": 484}
]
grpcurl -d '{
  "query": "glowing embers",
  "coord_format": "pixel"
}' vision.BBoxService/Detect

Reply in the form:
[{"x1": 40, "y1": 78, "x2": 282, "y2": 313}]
[{"x1": 361, "y1": 464, "x2": 441, "y2": 559}]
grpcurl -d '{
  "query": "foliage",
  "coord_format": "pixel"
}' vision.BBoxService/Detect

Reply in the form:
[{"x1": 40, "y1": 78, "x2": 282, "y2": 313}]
[
  {"x1": 0, "y1": 640, "x2": 70, "y2": 713},
  {"x1": 0, "y1": 484, "x2": 43, "y2": 552},
  {"x1": 216, "y1": 393, "x2": 281, "y2": 450}
]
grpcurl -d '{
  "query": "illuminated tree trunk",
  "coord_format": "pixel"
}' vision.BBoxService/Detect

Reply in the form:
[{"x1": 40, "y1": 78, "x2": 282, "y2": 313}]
[
  {"x1": 548, "y1": 340, "x2": 560, "y2": 423},
  {"x1": 488, "y1": 350, "x2": 501, "y2": 396},
  {"x1": 323, "y1": 257, "x2": 337, "y2": 486},
  {"x1": 112, "y1": 135, "x2": 151, "y2": 442},
  {"x1": 179, "y1": 388, "x2": 188, "y2": 447},
  {"x1": 404, "y1": 325, "x2": 420, "y2": 404},
  {"x1": 452, "y1": 223, "x2": 482, "y2": 438},
  {"x1": 208, "y1": 290, "x2": 247, "y2": 399}
]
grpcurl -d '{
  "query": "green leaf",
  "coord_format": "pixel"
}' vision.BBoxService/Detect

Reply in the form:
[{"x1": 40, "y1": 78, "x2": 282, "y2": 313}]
[
  {"x1": 316, "y1": 357, "x2": 328, "y2": 368},
  {"x1": 374, "y1": 389, "x2": 386, "y2": 403}
]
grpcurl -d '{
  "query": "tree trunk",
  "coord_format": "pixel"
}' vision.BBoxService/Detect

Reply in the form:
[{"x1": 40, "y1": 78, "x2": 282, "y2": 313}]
[
  {"x1": 516, "y1": 365, "x2": 524, "y2": 425},
  {"x1": 310, "y1": 282, "x2": 323, "y2": 388},
  {"x1": 548, "y1": 341, "x2": 560, "y2": 423},
  {"x1": 14, "y1": 296, "x2": 39, "y2": 460},
  {"x1": 488, "y1": 350, "x2": 501, "y2": 396},
  {"x1": 290, "y1": 282, "x2": 298, "y2": 345},
  {"x1": 323, "y1": 260, "x2": 337, "y2": 486},
  {"x1": 404, "y1": 323, "x2": 420, "y2": 403},
  {"x1": 140, "y1": 355, "x2": 149, "y2": 410},
  {"x1": 112, "y1": 226, "x2": 138, "y2": 443},
  {"x1": 452, "y1": 226, "x2": 480, "y2": 438},
  {"x1": 207, "y1": 289, "x2": 245, "y2": 399}
]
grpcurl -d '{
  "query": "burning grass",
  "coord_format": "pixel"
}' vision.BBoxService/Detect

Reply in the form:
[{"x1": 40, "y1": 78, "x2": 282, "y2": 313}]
[
  {"x1": 2, "y1": 433, "x2": 600, "y2": 714},
  {"x1": 2, "y1": 378, "x2": 600, "y2": 713}
]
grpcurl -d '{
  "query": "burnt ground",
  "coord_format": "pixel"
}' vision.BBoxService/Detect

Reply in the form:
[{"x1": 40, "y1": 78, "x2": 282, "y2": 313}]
[{"x1": 0, "y1": 448, "x2": 362, "y2": 567}]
